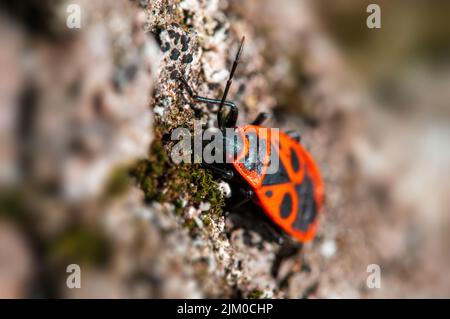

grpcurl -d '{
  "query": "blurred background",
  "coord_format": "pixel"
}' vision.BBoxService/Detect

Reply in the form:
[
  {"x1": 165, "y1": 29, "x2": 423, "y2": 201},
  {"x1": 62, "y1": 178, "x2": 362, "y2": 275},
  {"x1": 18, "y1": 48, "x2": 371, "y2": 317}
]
[{"x1": 0, "y1": 0, "x2": 449, "y2": 298}]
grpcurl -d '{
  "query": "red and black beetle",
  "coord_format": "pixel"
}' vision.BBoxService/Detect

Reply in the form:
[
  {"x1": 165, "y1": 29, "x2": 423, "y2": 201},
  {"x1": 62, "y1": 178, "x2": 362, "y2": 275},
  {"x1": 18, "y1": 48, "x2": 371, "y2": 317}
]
[{"x1": 178, "y1": 37, "x2": 324, "y2": 242}]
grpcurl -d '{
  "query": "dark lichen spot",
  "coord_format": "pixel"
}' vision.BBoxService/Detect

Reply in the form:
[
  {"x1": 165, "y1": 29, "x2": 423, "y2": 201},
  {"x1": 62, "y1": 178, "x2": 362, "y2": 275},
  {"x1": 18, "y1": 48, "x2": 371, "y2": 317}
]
[
  {"x1": 174, "y1": 34, "x2": 180, "y2": 45},
  {"x1": 168, "y1": 29, "x2": 180, "y2": 44},
  {"x1": 168, "y1": 29, "x2": 177, "y2": 38},
  {"x1": 161, "y1": 42, "x2": 170, "y2": 52},
  {"x1": 151, "y1": 30, "x2": 163, "y2": 48},
  {"x1": 125, "y1": 64, "x2": 138, "y2": 82},
  {"x1": 182, "y1": 9, "x2": 194, "y2": 27},
  {"x1": 170, "y1": 49, "x2": 181, "y2": 60},
  {"x1": 182, "y1": 53, "x2": 193, "y2": 64},
  {"x1": 170, "y1": 70, "x2": 179, "y2": 80},
  {"x1": 181, "y1": 34, "x2": 190, "y2": 51}
]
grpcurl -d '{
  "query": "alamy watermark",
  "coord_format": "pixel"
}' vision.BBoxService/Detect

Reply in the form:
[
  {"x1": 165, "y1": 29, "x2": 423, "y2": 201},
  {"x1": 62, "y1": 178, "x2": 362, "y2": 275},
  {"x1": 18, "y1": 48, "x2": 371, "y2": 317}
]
[
  {"x1": 366, "y1": 264, "x2": 381, "y2": 289},
  {"x1": 66, "y1": 264, "x2": 81, "y2": 289},
  {"x1": 367, "y1": 4, "x2": 381, "y2": 29},
  {"x1": 169, "y1": 120, "x2": 280, "y2": 174},
  {"x1": 66, "y1": 4, "x2": 81, "y2": 29}
]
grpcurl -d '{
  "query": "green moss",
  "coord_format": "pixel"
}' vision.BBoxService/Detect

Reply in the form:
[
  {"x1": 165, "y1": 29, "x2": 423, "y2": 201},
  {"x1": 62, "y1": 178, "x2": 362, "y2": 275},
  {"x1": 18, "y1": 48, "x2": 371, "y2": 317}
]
[
  {"x1": 201, "y1": 214, "x2": 211, "y2": 227},
  {"x1": 189, "y1": 168, "x2": 224, "y2": 216},
  {"x1": 185, "y1": 218, "x2": 198, "y2": 232},
  {"x1": 49, "y1": 228, "x2": 110, "y2": 266},
  {"x1": 130, "y1": 140, "x2": 168, "y2": 202},
  {"x1": 131, "y1": 138, "x2": 225, "y2": 218},
  {"x1": 131, "y1": 78, "x2": 225, "y2": 229},
  {"x1": 0, "y1": 190, "x2": 28, "y2": 224},
  {"x1": 248, "y1": 289, "x2": 265, "y2": 299},
  {"x1": 103, "y1": 166, "x2": 131, "y2": 198}
]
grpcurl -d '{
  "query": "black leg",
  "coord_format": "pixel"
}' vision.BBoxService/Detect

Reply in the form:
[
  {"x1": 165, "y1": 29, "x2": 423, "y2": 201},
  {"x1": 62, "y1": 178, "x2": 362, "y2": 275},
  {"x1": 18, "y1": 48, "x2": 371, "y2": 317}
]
[
  {"x1": 178, "y1": 36, "x2": 245, "y2": 129},
  {"x1": 229, "y1": 188, "x2": 254, "y2": 210},
  {"x1": 260, "y1": 222, "x2": 285, "y2": 245},
  {"x1": 271, "y1": 240, "x2": 302, "y2": 279},
  {"x1": 178, "y1": 76, "x2": 236, "y2": 109},
  {"x1": 203, "y1": 163, "x2": 234, "y2": 180},
  {"x1": 251, "y1": 112, "x2": 272, "y2": 126},
  {"x1": 285, "y1": 130, "x2": 301, "y2": 142},
  {"x1": 178, "y1": 75, "x2": 239, "y2": 129}
]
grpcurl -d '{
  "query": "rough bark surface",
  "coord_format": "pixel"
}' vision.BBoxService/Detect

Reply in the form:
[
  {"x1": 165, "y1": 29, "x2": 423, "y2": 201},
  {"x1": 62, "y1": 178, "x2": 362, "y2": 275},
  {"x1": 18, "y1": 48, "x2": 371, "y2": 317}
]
[{"x1": 0, "y1": 0, "x2": 449, "y2": 298}]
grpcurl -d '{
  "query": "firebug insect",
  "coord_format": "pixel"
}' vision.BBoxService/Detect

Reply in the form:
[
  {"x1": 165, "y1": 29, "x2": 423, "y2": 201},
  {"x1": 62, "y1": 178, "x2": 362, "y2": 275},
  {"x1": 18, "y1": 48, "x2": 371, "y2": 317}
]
[{"x1": 178, "y1": 37, "x2": 324, "y2": 242}]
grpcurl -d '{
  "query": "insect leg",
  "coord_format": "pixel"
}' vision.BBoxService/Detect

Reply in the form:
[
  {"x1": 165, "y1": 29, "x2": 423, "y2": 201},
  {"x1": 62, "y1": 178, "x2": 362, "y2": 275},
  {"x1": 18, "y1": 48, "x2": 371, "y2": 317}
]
[
  {"x1": 178, "y1": 75, "x2": 238, "y2": 128},
  {"x1": 251, "y1": 112, "x2": 272, "y2": 126},
  {"x1": 178, "y1": 75, "x2": 236, "y2": 109},
  {"x1": 271, "y1": 239, "x2": 302, "y2": 278},
  {"x1": 229, "y1": 188, "x2": 254, "y2": 211},
  {"x1": 285, "y1": 130, "x2": 301, "y2": 142}
]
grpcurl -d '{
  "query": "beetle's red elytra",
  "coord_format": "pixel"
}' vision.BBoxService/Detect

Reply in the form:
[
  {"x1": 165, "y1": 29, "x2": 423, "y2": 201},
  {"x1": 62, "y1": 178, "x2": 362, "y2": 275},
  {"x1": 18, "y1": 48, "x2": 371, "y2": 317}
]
[
  {"x1": 232, "y1": 125, "x2": 324, "y2": 242},
  {"x1": 178, "y1": 37, "x2": 324, "y2": 242}
]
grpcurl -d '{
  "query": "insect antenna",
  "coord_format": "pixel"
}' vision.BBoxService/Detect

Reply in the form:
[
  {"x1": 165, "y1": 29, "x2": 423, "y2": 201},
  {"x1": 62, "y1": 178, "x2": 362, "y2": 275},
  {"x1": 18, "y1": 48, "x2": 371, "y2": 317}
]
[{"x1": 219, "y1": 36, "x2": 245, "y2": 113}]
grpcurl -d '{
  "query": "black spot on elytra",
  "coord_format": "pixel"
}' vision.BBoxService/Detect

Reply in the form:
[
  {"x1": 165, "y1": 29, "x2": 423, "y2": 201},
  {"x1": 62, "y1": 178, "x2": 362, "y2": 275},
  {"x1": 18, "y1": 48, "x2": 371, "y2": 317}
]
[
  {"x1": 182, "y1": 53, "x2": 193, "y2": 64},
  {"x1": 262, "y1": 147, "x2": 290, "y2": 185},
  {"x1": 292, "y1": 175, "x2": 317, "y2": 232},
  {"x1": 265, "y1": 190, "x2": 273, "y2": 198},
  {"x1": 280, "y1": 192, "x2": 293, "y2": 219},
  {"x1": 290, "y1": 148, "x2": 300, "y2": 172},
  {"x1": 170, "y1": 49, "x2": 180, "y2": 60}
]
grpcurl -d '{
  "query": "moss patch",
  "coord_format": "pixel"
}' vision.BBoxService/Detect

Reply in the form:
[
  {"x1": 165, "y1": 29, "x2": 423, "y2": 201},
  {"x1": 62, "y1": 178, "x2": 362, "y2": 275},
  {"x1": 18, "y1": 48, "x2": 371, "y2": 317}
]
[
  {"x1": 103, "y1": 165, "x2": 132, "y2": 199},
  {"x1": 248, "y1": 289, "x2": 265, "y2": 299},
  {"x1": 0, "y1": 190, "x2": 28, "y2": 225},
  {"x1": 49, "y1": 227, "x2": 110, "y2": 266},
  {"x1": 131, "y1": 138, "x2": 225, "y2": 217}
]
